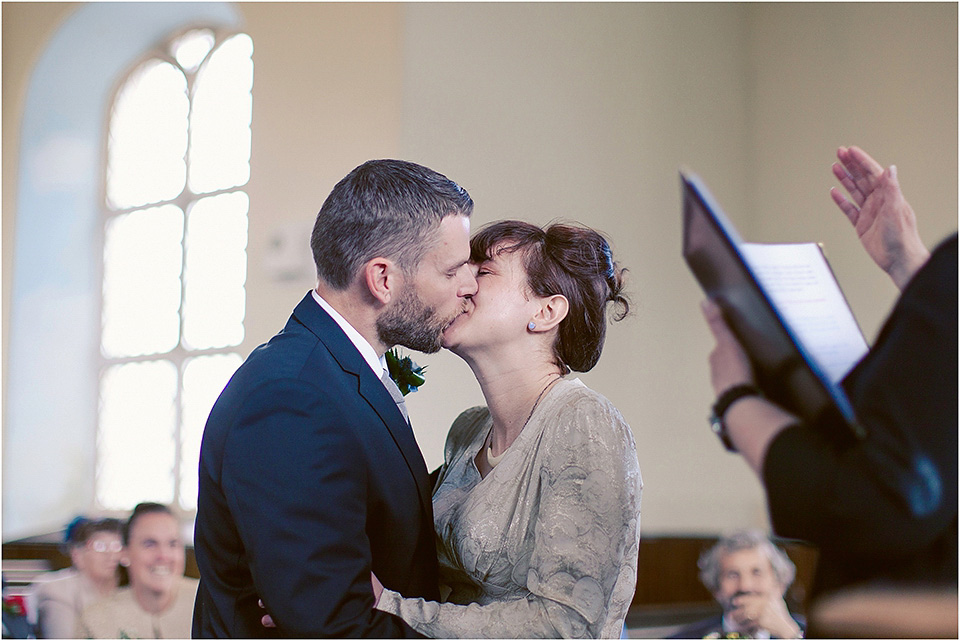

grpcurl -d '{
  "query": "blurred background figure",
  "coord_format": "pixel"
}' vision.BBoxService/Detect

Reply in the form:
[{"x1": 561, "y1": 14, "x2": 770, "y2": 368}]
[
  {"x1": 2, "y1": 577, "x2": 33, "y2": 639},
  {"x1": 32, "y1": 517, "x2": 123, "y2": 638},
  {"x1": 671, "y1": 531, "x2": 804, "y2": 639},
  {"x1": 76, "y1": 504, "x2": 197, "y2": 639}
]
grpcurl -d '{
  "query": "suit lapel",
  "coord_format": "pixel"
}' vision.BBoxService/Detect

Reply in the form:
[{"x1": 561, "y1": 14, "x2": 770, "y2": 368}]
[{"x1": 290, "y1": 293, "x2": 434, "y2": 515}]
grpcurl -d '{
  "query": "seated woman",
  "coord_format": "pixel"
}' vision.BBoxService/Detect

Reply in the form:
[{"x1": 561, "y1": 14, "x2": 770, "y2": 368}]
[
  {"x1": 374, "y1": 220, "x2": 643, "y2": 638},
  {"x1": 34, "y1": 517, "x2": 123, "y2": 638},
  {"x1": 77, "y1": 503, "x2": 198, "y2": 639}
]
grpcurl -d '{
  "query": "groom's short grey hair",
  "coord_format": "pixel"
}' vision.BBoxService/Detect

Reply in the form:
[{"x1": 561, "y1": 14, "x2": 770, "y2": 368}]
[{"x1": 311, "y1": 159, "x2": 474, "y2": 290}]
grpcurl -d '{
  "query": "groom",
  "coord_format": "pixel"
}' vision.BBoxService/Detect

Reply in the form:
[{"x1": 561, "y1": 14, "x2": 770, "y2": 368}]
[{"x1": 192, "y1": 160, "x2": 478, "y2": 638}]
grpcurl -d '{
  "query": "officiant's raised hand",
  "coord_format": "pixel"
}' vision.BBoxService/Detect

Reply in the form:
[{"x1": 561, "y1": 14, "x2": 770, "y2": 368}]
[{"x1": 830, "y1": 145, "x2": 930, "y2": 290}]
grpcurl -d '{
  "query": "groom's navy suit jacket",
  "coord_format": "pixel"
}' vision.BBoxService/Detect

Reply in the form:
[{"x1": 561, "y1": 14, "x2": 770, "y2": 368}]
[{"x1": 192, "y1": 293, "x2": 439, "y2": 638}]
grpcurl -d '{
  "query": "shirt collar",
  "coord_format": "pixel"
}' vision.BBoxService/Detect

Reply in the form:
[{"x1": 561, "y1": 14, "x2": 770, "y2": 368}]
[{"x1": 311, "y1": 289, "x2": 387, "y2": 378}]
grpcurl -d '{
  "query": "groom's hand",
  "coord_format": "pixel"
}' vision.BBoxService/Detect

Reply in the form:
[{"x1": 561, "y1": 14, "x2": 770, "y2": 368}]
[
  {"x1": 371, "y1": 572, "x2": 384, "y2": 605},
  {"x1": 259, "y1": 572, "x2": 384, "y2": 630},
  {"x1": 259, "y1": 599, "x2": 277, "y2": 629}
]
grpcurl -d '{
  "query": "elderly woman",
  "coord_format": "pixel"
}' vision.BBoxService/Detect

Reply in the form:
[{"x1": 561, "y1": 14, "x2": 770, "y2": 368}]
[
  {"x1": 77, "y1": 503, "x2": 198, "y2": 639},
  {"x1": 372, "y1": 220, "x2": 643, "y2": 638},
  {"x1": 33, "y1": 517, "x2": 123, "y2": 638}
]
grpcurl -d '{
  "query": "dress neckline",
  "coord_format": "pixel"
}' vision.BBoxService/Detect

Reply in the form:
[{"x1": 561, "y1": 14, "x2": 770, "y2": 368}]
[{"x1": 470, "y1": 377, "x2": 578, "y2": 481}]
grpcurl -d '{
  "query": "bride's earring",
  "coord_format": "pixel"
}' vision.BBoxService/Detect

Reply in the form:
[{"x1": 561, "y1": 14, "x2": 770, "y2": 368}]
[{"x1": 528, "y1": 322, "x2": 536, "y2": 330}]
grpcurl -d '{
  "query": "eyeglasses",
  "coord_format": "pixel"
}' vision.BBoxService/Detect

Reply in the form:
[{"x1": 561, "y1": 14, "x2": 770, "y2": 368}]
[{"x1": 87, "y1": 540, "x2": 123, "y2": 553}]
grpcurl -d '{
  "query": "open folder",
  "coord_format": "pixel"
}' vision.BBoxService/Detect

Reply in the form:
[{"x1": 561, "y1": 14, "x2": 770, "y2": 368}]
[{"x1": 681, "y1": 169, "x2": 868, "y2": 441}]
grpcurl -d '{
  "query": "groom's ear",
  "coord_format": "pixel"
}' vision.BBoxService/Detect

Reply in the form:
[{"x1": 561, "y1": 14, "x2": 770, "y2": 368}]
[{"x1": 363, "y1": 257, "x2": 403, "y2": 305}]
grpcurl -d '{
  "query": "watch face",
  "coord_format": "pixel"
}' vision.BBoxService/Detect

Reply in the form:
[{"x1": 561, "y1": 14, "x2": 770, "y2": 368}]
[
  {"x1": 710, "y1": 414, "x2": 724, "y2": 435},
  {"x1": 709, "y1": 413, "x2": 737, "y2": 452}
]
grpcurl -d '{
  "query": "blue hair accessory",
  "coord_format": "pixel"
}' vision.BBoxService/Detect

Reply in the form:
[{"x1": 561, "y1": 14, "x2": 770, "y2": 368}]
[{"x1": 64, "y1": 516, "x2": 89, "y2": 543}]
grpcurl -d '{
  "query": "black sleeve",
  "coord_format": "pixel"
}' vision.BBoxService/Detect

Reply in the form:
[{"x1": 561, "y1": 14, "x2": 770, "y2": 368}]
[{"x1": 763, "y1": 235, "x2": 958, "y2": 568}]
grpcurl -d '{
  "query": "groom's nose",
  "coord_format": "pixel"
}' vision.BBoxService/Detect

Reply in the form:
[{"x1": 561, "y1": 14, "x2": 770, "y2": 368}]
[{"x1": 457, "y1": 264, "x2": 478, "y2": 297}]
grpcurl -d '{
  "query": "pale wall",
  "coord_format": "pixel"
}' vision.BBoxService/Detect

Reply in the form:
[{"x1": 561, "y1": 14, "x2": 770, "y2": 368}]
[
  {"x1": 745, "y1": 3, "x2": 958, "y2": 339},
  {"x1": 2, "y1": 2, "x2": 956, "y2": 538},
  {"x1": 2, "y1": 2, "x2": 78, "y2": 467},
  {"x1": 397, "y1": 2, "x2": 766, "y2": 532}
]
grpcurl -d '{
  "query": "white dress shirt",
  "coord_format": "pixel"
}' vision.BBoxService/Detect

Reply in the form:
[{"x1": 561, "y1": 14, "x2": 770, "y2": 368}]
[{"x1": 311, "y1": 289, "x2": 388, "y2": 379}]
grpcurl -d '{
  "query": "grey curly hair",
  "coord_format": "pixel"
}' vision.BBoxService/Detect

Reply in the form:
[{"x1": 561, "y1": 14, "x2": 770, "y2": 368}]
[{"x1": 698, "y1": 530, "x2": 796, "y2": 595}]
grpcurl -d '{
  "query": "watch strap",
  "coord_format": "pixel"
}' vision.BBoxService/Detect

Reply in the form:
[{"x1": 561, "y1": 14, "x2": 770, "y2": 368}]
[
  {"x1": 713, "y1": 383, "x2": 762, "y2": 419},
  {"x1": 709, "y1": 384, "x2": 761, "y2": 452}
]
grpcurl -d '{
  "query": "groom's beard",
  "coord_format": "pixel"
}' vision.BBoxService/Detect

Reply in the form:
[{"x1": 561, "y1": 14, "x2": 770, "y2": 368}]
[{"x1": 376, "y1": 285, "x2": 456, "y2": 354}]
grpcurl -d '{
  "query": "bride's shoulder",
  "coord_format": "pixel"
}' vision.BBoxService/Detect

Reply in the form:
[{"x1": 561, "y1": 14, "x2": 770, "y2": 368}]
[
  {"x1": 547, "y1": 379, "x2": 630, "y2": 436},
  {"x1": 444, "y1": 406, "x2": 490, "y2": 459}
]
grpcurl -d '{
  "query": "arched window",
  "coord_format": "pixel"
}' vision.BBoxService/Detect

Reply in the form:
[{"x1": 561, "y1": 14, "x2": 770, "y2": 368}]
[{"x1": 97, "y1": 28, "x2": 253, "y2": 512}]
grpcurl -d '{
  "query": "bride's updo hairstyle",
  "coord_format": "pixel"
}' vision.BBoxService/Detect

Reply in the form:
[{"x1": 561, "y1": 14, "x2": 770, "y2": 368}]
[{"x1": 470, "y1": 220, "x2": 629, "y2": 373}]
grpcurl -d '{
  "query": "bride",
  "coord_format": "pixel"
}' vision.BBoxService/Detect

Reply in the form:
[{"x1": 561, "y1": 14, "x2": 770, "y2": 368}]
[{"x1": 373, "y1": 219, "x2": 642, "y2": 638}]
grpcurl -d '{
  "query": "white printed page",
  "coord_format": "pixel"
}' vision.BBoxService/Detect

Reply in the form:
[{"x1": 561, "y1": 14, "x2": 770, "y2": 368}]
[{"x1": 739, "y1": 242, "x2": 869, "y2": 383}]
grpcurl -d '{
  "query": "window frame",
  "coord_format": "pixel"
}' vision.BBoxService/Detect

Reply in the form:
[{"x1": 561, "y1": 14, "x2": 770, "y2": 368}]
[{"x1": 95, "y1": 25, "x2": 251, "y2": 517}]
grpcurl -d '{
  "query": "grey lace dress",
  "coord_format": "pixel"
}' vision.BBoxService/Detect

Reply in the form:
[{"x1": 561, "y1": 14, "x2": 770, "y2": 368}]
[{"x1": 376, "y1": 377, "x2": 642, "y2": 638}]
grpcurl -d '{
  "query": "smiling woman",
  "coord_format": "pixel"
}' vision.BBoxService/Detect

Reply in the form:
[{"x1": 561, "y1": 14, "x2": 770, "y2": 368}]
[{"x1": 76, "y1": 504, "x2": 199, "y2": 639}]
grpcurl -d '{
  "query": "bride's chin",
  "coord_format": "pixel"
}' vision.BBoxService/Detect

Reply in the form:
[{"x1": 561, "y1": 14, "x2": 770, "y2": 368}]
[
  {"x1": 440, "y1": 328, "x2": 459, "y2": 351},
  {"x1": 441, "y1": 325, "x2": 471, "y2": 353},
  {"x1": 441, "y1": 313, "x2": 468, "y2": 344}
]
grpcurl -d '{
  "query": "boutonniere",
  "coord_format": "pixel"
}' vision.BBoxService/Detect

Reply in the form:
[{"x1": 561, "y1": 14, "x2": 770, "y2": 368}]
[
  {"x1": 2, "y1": 594, "x2": 26, "y2": 618},
  {"x1": 385, "y1": 348, "x2": 426, "y2": 396}
]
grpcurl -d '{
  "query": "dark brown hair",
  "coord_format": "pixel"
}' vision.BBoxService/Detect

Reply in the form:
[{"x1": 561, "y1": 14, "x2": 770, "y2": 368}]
[
  {"x1": 122, "y1": 502, "x2": 174, "y2": 545},
  {"x1": 63, "y1": 517, "x2": 123, "y2": 551},
  {"x1": 470, "y1": 220, "x2": 629, "y2": 372}
]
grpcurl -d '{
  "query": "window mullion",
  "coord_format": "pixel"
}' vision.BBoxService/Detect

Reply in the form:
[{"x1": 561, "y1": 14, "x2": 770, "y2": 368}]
[{"x1": 98, "y1": 27, "x2": 249, "y2": 514}]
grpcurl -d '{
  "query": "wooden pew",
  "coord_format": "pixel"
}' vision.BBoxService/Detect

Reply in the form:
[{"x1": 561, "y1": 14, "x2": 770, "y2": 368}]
[{"x1": 3, "y1": 530, "x2": 817, "y2": 635}]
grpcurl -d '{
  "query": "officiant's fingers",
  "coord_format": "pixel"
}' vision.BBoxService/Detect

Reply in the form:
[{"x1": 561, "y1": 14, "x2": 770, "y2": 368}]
[
  {"x1": 839, "y1": 145, "x2": 884, "y2": 199},
  {"x1": 700, "y1": 299, "x2": 729, "y2": 340},
  {"x1": 830, "y1": 187, "x2": 860, "y2": 226},
  {"x1": 702, "y1": 299, "x2": 754, "y2": 392},
  {"x1": 832, "y1": 162, "x2": 864, "y2": 207}
]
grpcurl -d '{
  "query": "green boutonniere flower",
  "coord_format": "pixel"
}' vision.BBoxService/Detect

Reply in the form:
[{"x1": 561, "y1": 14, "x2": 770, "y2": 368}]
[{"x1": 385, "y1": 349, "x2": 426, "y2": 396}]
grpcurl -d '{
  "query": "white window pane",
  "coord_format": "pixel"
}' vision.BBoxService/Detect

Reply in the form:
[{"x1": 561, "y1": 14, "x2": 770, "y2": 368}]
[
  {"x1": 98, "y1": 361, "x2": 178, "y2": 509},
  {"x1": 171, "y1": 28, "x2": 215, "y2": 72},
  {"x1": 102, "y1": 205, "x2": 184, "y2": 357},
  {"x1": 107, "y1": 60, "x2": 188, "y2": 209},
  {"x1": 179, "y1": 353, "x2": 242, "y2": 510},
  {"x1": 189, "y1": 34, "x2": 253, "y2": 194},
  {"x1": 183, "y1": 193, "x2": 248, "y2": 349}
]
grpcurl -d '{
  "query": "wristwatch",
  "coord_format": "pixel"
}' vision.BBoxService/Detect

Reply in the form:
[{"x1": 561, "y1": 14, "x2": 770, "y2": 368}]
[{"x1": 709, "y1": 384, "x2": 761, "y2": 452}]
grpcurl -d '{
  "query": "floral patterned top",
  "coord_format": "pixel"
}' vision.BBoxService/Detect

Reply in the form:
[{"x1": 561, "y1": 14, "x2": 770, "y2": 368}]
[{"x1": 377, "y1": 378, "x2": 642, "y2": 638}]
